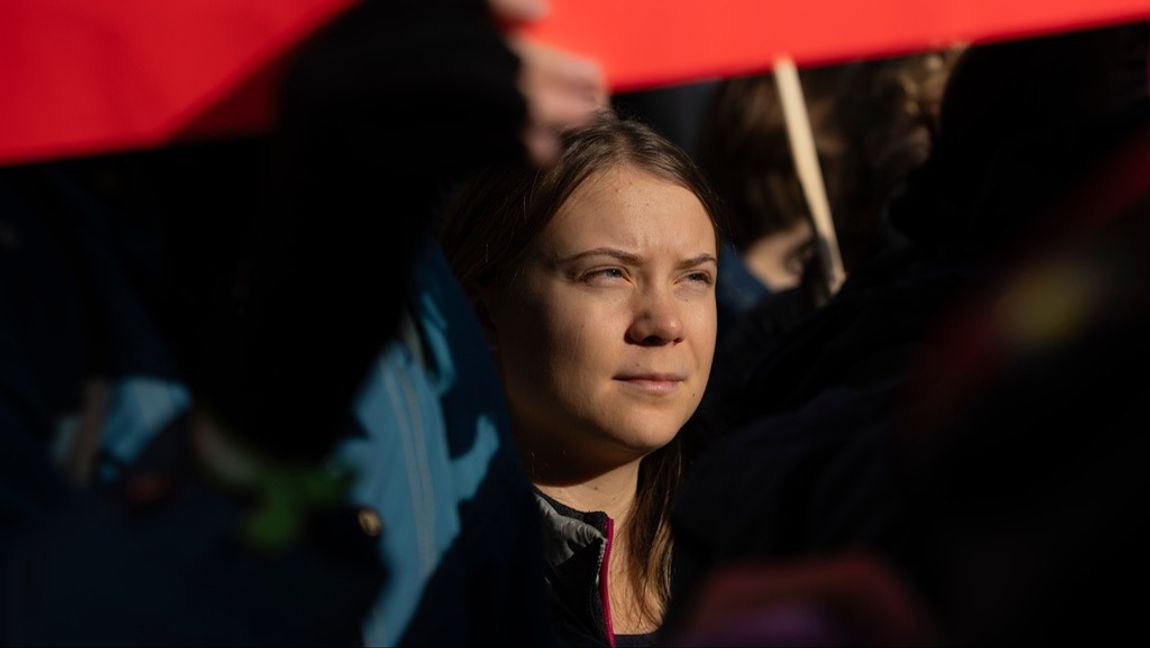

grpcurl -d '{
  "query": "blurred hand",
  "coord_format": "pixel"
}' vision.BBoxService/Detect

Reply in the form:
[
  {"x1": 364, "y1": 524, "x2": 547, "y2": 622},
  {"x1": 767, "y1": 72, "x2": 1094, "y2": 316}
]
[
  {"x1": 488, "y1": 0, "x2": 608, "y2": 166},
  {"x1": 488, "y1": 0, "x2": 550, "y2": 22},
  {"x1": 508, "y1": 36, "x2": 609, "y2": 166}
]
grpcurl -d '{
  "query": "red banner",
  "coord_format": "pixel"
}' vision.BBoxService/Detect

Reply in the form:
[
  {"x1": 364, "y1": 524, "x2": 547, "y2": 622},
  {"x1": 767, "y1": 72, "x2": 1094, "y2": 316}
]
[
  {"x1": 2, "y1": 0, "x2": 1147, "y2": 165},
  {"x1": 0, "y1": 0, "x2": 353, "y2": 166},
  {"x1": 520, "y1": 0, "x2": 1150, "y2": 91}
]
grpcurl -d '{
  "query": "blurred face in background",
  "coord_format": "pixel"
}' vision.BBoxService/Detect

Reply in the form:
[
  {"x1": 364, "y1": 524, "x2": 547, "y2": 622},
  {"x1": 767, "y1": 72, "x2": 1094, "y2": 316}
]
[
  {"x1": 743, "y1": 219, "x2": 815, "y2": 291},
  {"x1": 482, "y1": 164, "x2": 718, "y2": 477}
]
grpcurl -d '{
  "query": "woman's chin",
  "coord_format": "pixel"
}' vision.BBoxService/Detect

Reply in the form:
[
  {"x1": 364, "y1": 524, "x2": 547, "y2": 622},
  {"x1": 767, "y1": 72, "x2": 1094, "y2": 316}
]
[{"x1": 597, "y1": 420, "x2": 683, "y2": 458}]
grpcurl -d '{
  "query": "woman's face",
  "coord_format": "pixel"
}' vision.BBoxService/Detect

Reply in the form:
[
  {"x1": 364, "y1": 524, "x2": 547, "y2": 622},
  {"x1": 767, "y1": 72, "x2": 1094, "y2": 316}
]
[{"x1": 484, "y1": 164, "x2": 717, "y2": 473}]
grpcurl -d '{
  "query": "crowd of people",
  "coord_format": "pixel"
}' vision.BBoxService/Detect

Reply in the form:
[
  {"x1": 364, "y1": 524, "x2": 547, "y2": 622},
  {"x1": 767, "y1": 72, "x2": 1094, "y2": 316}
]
[{"x1": 1, "y1": 0, "x2": 1148, "y2": 645}]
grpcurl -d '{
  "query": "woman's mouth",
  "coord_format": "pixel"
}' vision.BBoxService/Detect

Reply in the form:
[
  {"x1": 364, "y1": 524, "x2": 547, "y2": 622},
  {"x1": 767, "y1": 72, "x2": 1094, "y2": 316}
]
[{"x1": 614, "y1": 373, "x2": 685, "y2": 395}]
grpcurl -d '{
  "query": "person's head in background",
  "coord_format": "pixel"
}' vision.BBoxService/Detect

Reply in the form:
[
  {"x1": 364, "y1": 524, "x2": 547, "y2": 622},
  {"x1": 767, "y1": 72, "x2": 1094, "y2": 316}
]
[
  {"x1": 442, "y1": 114, "x2": 721, "y2": 629},
  {"x1": 892, "y1": 23, "x2": 1147, "y2": 256},
  {"x1": 698, "y1": 72, "x2": 836, "y2": 296},
  {"x1": 832, "y1": 51, "x2": 959, "y2": 266},
  {"x1": 698, "y1": 53, "x2": 957, "y2": 302}
]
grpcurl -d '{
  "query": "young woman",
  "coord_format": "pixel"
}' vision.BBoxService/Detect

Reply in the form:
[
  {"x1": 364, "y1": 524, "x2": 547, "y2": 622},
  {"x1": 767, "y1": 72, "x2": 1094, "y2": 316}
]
[{"x1": 442, "y1": 115, "x2": 721, "y2": 646}]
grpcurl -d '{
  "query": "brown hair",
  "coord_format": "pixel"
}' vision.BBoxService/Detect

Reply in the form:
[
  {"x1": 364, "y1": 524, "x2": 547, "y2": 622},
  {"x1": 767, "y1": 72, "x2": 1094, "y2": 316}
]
[
  {"x1": 441, "y1": 113, "x2": 721, "y2": 625},
  {"x1": 697, "y1": 70, "x2": 845, "y2": 252}
]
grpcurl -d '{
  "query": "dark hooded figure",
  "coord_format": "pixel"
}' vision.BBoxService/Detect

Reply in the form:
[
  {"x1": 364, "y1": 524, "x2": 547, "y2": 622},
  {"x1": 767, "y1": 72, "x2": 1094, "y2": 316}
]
[
  {"x1": 1, "y1": 1, "x2": 551, "y2": 645},
  {"x1": 664, "y1": 21, "x2": 1150, "y2": 645}
]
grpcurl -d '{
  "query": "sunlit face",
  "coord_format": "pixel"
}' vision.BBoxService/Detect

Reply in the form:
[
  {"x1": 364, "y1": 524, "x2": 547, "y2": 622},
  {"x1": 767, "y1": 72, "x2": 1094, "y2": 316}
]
[{"x1": 483, "y1": 165, "x2": 718, "y2": 475}]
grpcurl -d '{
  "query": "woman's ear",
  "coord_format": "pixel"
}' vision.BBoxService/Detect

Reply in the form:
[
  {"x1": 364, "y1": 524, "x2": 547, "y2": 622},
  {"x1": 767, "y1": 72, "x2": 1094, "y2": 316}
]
[{"x1": 471, "y1": 291, "x2": 501, "y2": 353}]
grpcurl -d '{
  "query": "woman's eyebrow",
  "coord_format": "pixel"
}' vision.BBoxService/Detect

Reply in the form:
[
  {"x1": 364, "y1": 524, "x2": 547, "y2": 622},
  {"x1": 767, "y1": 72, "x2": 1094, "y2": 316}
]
[
  {"x1": 556, "y1": 247, "x2": 644, "y2": 265},
  {"x1": 677, "y1": 254, "x2": 718, "y2": 268}
]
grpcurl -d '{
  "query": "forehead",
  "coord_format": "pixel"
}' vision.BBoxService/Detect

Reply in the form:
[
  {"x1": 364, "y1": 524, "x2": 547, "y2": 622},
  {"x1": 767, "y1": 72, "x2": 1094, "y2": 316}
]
[{"x1": 540, "y1": 165, "x2": 716, "y2": 255}]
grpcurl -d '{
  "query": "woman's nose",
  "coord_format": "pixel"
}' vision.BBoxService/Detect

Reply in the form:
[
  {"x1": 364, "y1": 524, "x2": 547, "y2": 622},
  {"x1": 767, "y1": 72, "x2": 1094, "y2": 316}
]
[{"x1": 625, "y1": 290, "x2": 684, "y2": 346}]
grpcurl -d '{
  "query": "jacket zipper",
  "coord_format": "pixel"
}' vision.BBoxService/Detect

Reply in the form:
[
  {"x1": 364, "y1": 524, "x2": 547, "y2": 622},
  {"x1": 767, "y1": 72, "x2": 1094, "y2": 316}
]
[{"x1": 599, "y1": 517, "x2": 616, "y2": 648}]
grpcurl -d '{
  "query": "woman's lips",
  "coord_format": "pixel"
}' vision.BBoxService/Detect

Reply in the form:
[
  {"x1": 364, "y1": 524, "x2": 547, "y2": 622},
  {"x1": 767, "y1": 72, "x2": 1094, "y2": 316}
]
[{"x1": 614, "y1": 374, "x2": 685, "y2": 395}]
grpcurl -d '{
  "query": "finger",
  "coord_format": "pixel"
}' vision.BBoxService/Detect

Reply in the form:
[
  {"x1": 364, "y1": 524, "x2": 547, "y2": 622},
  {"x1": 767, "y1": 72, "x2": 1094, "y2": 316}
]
[
  {"x1": 488, "y1": 0, "x2": 550, "y2": 23},
  {"x1": 509, "y1": 36, "x2": 607, "y2": 106},
  {"x1": 522, "y1": 123, "x2": 560, "y2": 167}
]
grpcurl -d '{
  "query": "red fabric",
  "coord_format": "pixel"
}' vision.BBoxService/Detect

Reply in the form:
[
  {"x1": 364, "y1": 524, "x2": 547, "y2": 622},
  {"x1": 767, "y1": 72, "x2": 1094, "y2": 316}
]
[
  {"x1": 0, "y1": 0, "x2": 352, "y2": 165},
  {"x1": 519, "y1": 0, "x2": 1150, "y2": 91},
  {"x1": 3, "y1": 0, "x2": 1148, "y2": 165}
]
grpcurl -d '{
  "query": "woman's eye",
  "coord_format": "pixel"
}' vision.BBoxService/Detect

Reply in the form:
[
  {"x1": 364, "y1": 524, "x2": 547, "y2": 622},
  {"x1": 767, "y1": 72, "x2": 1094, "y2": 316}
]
[
  {"x1": 583, "y1": 267, "x2": 627, "y2": 283},
  {"x1": 684, "y1": 271, "x2": 714, "y2": 285},
  {"x1": 785, "y1": 242, "x2": 816, "y2": 275}
]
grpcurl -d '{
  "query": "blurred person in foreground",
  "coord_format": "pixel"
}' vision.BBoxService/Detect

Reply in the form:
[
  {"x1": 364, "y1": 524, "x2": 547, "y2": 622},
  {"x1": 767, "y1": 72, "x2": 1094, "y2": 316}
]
[
  {"x1": 661, "y1": 21, "x2": 1150, "y2": 646},
  {"x1": 0, "y1": 0, "x2": 606, "y2": 645}
]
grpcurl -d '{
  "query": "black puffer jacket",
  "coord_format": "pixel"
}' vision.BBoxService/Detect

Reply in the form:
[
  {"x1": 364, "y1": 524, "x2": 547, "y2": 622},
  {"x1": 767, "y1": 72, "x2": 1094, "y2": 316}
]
[
  {"x1": 535, "y1": 493, "x2": 658, "y2": 648},
  {"x1": 535, "y1": 493, "x2": 616, "y2": 647}
]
